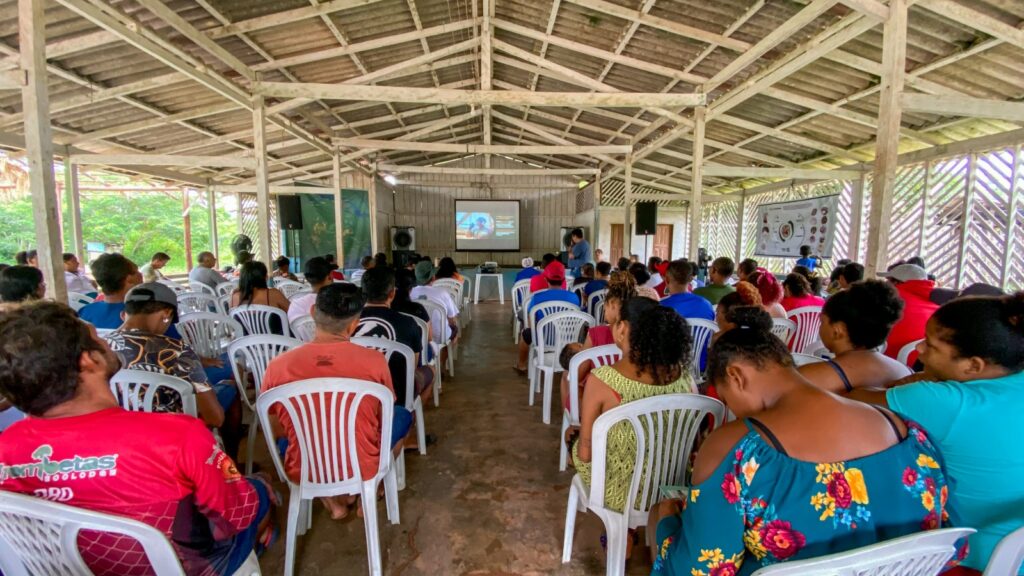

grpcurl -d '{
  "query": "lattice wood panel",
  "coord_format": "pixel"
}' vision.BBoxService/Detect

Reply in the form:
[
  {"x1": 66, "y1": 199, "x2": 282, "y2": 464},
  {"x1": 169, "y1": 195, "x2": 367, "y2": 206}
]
[
  {"x1": 923, "y1": 156, "x2": 968, "y2": 288},
  {"x1": 701, "y1": 200, "x2": 740, "y2": 262},
  {"x1": 238, "y1": 193, "x2": 280, "y2": 263},
  {"x1": 1009, "y1": 146, "x2": 1024, "y2": 292},
  {"x1": 886, "y1": 164, "x2": 927, "y2": 266},
  {"x1": 964, "y1": 149, "x2": 1014, "y2": 288}
]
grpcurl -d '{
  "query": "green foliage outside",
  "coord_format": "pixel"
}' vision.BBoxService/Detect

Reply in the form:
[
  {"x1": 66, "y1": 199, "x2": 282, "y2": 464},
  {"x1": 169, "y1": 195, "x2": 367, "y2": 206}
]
[{"x1": 0, "y1": 192, "x2": 238, "y2": 276}]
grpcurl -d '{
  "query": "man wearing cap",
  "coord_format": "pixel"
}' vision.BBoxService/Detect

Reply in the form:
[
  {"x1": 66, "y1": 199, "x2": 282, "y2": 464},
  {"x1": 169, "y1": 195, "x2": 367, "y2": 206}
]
[
  {"x1": 530, "y1": 253, "x2": 565, "y2": 293},
  {"x1": 515, "y1": 257, "x2": 541, "y2": 283},
  {"x1": 411, "y1": 260, "x2": 460, "y2": 344},
  {"x1": 515, "y1": 261, "x2": 580, "y2": 372},
  {"x1": 883, "y1": 263, "x2": 939, "y2": 361}
]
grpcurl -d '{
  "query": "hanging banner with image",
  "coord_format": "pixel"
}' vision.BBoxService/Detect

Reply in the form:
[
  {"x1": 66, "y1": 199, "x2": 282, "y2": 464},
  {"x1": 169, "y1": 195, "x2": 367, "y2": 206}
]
[{"x1": 753, "y1": 195, "x2": 841, "y2": 259}]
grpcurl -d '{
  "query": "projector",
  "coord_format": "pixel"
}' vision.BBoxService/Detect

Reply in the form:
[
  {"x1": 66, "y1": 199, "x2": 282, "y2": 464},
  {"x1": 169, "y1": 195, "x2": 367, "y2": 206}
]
[{"x1": 480, "y1": 261, "x2": 500, "y2": 274}]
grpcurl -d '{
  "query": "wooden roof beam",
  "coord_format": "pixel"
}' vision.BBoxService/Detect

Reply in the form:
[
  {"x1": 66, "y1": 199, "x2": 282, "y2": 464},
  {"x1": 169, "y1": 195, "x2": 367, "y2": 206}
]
[
  {"x1": 702, "y1": 164, "x2": 863, "y2": 179},
  {"x1": 901, "y1": 93, "x2": 1024, "y2": 123},
  {"x1": 332, "y1": 139, "x2": 632, "y2": 154},
  {"x1": 379, "y1": 163, "x2": 598, "y2": 176},
  {"x1": 205, "y1": 0, "x2": 390, "y2": 39},
  {"x1": 838, "y1": 0, "x2": 889, "y2": 21},
  {"x1": 69, "y1": 154, "x2": 256, "y2": 169},
  {"x1": 919, "y1": 0, "x2": 1024, "y2": 52}
]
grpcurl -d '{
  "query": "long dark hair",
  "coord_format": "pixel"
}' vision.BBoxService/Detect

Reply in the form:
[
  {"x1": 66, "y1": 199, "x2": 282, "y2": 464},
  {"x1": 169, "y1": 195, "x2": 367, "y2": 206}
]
[
  {"x1": 707, "y1": 308, "x2": 793, "y2": 385},
  {"x1": 393, "y1": 269, "x2": 417, "y2": 309},
  {"x1": 619, "y1": 298, "x2": 689, "y2": 385},
  {"x1": 932, "y1": 292, "x2": 1024, "y2": 371},
  {"x1": 238, "y1": 261, "x2": 269, "y2": 306},
  {"x1": 436, "y1": 257, "x2": 458, "y2": 279}
]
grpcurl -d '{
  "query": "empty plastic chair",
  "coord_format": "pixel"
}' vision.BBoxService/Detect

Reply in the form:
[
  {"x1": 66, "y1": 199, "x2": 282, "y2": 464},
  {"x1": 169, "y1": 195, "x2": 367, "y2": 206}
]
[
  {"x1": 67, "y1": 291, "x2": 94, "y2": 312},
  {"x1": 273, "y1": 279, "x2": 305, "y2": 299}
]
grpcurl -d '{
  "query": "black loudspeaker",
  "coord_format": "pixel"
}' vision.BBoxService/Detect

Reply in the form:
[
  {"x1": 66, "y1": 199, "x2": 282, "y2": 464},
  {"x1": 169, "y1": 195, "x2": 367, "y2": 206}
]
[
  {"x1": 635, "y1": 202, "x2": 658, "y2": 236},
  {"x1": 390, "y1": 226, "x2": 416, "y2": 251},
  {"x1": 393, "y1": 250, "x2": 417, "y2": 268},
  {"x1": 278, "y1": 195, "x2": 303, "y2": 230}
]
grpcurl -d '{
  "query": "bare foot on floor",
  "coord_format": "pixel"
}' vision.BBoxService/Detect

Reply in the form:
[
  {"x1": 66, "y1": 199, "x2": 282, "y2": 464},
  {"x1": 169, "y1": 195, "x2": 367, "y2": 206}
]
[{"x1": 321, "y1": 495, "x2": 356, "y2": 520}]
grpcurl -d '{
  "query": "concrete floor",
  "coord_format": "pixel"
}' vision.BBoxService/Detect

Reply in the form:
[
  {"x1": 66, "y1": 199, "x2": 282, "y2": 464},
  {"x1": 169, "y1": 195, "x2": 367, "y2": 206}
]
[{"x1": 256, "y1": 301, "x2": 655, "y2": 576}]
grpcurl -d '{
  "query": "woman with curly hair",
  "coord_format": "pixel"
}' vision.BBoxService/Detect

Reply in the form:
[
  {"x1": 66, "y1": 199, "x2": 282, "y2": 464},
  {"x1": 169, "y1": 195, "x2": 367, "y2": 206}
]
[
  {"x1": 780, "y1": 271, "x2": 825, "y2": 311},
  {"x1": 713, "y1": 281, "x2": 762, "y2": 339},
  {"x1": 747, "y1": 267, "x2": 787, "y2": 318},
  {"x1": 648, "y1": 306, "x2": 963, "y2": 576},
  {"x1": 572, "y1": 298, "x2": 695, "y2": 558},
  {"x1": 800, "y1": 280, "x2": 911, "y2": 393}
]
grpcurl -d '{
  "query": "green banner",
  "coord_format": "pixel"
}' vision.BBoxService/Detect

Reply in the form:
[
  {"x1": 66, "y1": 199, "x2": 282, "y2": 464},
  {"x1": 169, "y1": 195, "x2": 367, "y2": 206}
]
[{"x1": 288, "y1": 189, "x2": 371, "y2": 271}]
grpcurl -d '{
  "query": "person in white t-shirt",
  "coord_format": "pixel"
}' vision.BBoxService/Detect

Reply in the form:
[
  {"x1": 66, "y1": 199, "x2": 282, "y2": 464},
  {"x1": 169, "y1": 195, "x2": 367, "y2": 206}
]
[
  {"x1": 63, "y1": 253, "x2": 97, "y2": 294},
  {"x1": 411, "y1": 260, "x2": 459, "y2": 342},
  {"x1": 287, "y1": 256, "x2": 336, "y2": 323}
]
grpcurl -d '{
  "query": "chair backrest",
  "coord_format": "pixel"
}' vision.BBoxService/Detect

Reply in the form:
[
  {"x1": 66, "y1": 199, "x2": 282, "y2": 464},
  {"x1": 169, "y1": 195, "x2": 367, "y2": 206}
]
[
  {"x1": 750, "y1": 527, "x2": 975, "y2": 575},
  {"x1": 192, "y1": 282, "x2": 218, "y2": 297},
  {"x1": 432, "y1": 278, "x2": 463, "y2": 308},
  {"x1": 527, "y1": 300, "x2": 578, "y2": 338},
  {"x1": 770, "y1": 317, "x2": 796, "y2": 343},
  {"x1": 273, "y1": 279, "x2": 304, "y2": 299},
  {"x1": 417, "y1": 298, "x2": 450, "y2": 346},
  {"x1": 521, "y1": 288, "x2": 550, "y2": 323},
  {"x1": 786, "y1": 306, "x2": 823, "y2": 354},
  {"x1": 791, "y1": 352, "x2": 826, "y2": 367},
  {"x1": 109, "y1": 368, "x2": 197, "y2": 417},
  {"x1": 67, "y1": 291, "x2": 94, "y2": 312},
  {"x1": 214, "y1": 282, "x2": 236, "y2": 298},
  {"x1": 176, "y1": 291, "x2": 218, "y2": 315},
  {"x1": 255, "y1": 378, "x2": 394, "y2": 487},
  {"x1": 355, "y1": 317, "x2": 398, "y2": 341},
  {"x1": 511, "y1": 279, "x2": 531, "y2": 313},
  {"x1": 587, "y1": 289, "x2": 607, "y2": 316},
  {"x1": 587, "y1": 394, "x2": 726, "y2": 519},
  {"x1": 228, "y1": 335, "x2": 303, "y2": 411},
  {"x1": 535, "y1": 310, "x2": 597, "y2": 358},
  {"x1": 230, "y1": 304, "x2": 291, "y2": 338},
  {"x1": 290, "y1": 314, "x2": 316, "y2": 343},
  {"x1": 177, "y1": 312, "x2": 244, "y2": 359},
  {"x1": 288, "y1": 288, "x2": 313, "y2": 302},
  {"x1": 0, "y1": 491, "x2": 186, "y2": 576},
  {"x1": 157, "y1": 279, "x2": 188, "y2": 294},
  {"x1": 574, "y1": 286, "x2": 587, "y2": 309},
  {"x1": 984, "y1": 525, "x2": 1024, "y2": 575},
  {"x1": 686, "y1": 318, "x2": 719, "y2": 384},
  {"x1": 567, "y1": 344, "x2": 622, "y2": 422},
  {"x1": 215, "y1": 293, "x2": 232, "y2": 315},
  {"x1": 351, "y1": 337, "x2": 416, "y2": 410},
  {"x1": 400, "y1": 312, "x2": 430, "y2": 367},
  {"x1": 592, "y1": 299, "x2": 606, "y2": 325},
  {"x1": 897, "y1": 339, "x2": 923, "y2": 368}
]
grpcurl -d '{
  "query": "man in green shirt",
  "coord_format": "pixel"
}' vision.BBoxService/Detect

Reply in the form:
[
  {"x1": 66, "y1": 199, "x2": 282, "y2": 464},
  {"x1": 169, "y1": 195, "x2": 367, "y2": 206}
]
[{"x1": 693, "y1": 256, "x2": 736, "y2": 305}]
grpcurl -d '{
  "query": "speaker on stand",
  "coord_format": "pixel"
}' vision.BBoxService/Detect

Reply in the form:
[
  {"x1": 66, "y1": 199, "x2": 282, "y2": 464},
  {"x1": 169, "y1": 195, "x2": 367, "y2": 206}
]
[
  {"x1": 391, "y1": 226, "x2": 416, "y2": 267},
  {"x1": 278, "y1": 195, "x2": 303, "y2": 265},
  {"x1": 634, "y1": 202, "x2": 658, "y2": 263}
]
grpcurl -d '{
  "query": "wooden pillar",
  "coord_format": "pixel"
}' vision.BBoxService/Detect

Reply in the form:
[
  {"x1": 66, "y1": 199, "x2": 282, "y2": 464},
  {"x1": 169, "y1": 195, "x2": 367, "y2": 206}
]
[
  {"x1": 848, "y1": 174, "x2": 866, "y2": 261},
  {"x1": 182, "y1": 189, "x2": 193, "y2": 272},
  {"x1": 19, "y1": 0, "x2": 66, "y2": 302},
  {"x1": 593, "y1": 171, "x2": 602, "y2": 258},
  {"x1": 481, "y1": 0, "x2": 493, "y2": 169},
  {"x1": 623, "y1": 153, "x2": 633, "y2": 257},
  {"x1": 369, "y1": 164, "x2": 379, "y2": 255},
  {"x1": 865, "y1": 0, "x2": 908, "y2": 278},
  {"x1": 332, "y1": 149, "x2": 346, "y2": 267},
  {"x1": 734, "y1": 192, "x2": 746, "y2": 262},
  {"x1": 252, "y1": 93, "x2": 273, "y2": 265},
  {"x1": 1002, "y1": 144, "x2": 1021, "y2": 290},
  {"x1": 689, "y1": 106, "x2": 706, "y2": 259},
  {"x1": 63, "y1": 149, "x2": 84, "y2": 262},
  {"x1": 207, "y1": 184, "x2": 219, "y2": 262}
]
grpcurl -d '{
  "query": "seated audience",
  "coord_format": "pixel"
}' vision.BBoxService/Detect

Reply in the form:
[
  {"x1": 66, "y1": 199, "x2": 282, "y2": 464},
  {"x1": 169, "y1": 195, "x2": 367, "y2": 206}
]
[
  {"x1": 661, "y1": 259, "x2": 715, "y2": 321},
  {"x1": 748, "y1": 267, "x2": 786, "y2": 318},
  {"x1": 616, "y1": 256, "x2": 631, "y2": 272},
  {"x1": 825, "y1": 258, "x2": 852, "y2": 295},
  {"x1": 189, "y1": 251, "x2": 226, "y2": 290},
  {"x1": 516, "y1": 261, "x2": 579, "y2": 372},
  {"x1": 780, "y1": 272, "x2": 825, "y2": 311},
  {"x1": 800, "y1": 280, "x2": 911, "y2": 393},
  {"x1": 0, "y1": 265, "x2": 45, "y2": 302},
  {"x1": 693, "y1": 256, "x2": 735, "y2": 305},
  {"x1": 530, "y1": 253, "x2": 564, "y2": 293},
  {"x1": 649, "y1": 307, "x2": 963, "y2": 576},
  {"x1": 14, "y1": 250, "x2": 28, "y2": 266},
  {"x1": 594, "y1": 248, "x2": 604, "y2": 263},
  {"x1": 230, "y1": 261, "x2": 290, "y2": 314},
  {"x1": 583, "y1": 261, "x2": 611, "y2": 300},
  {"x1": 435, "y1": 256, "x2": 464, "y2": 283},
  {"x1": 374, "y1": 252, "x2": 389, "y2": 269},
  {"x1": 325, "y1": 253, "x2": 346, "y2": 282},
  {"x1": 627, "y1": 262, "x2": 651, "y2": 291},
  {"x1": 792, "y1": 264, "x2": 823, "y2": 296},
  {"x1": 412, "y1": 260, "x2": 460, "y2": 344},
  {"x1": 79, "y1": 253, "x2": 183, "y2": 338},
  {"x1": 839, "y1": 262, "x2": 864, "y2": 290},
  {"x1": 573, "y1": 299, "x2": 695, "y2": 553},
  {"x1": 573, "y1": 263, "x2": 595, "y2": 288},
  {"x1": 850, "y1": 292, "x2": 1024, "y2": 574},
  {"x1": 350, "y1": 255, "x2": 375, "y2": 283},
  {"x1": 712, "y1": 281, "x2": 762, "y2": 344},
  {"x1": 392, "y1": 268, "x2": 430, "y2": 327},
  {"x1": 261, "y1": 283, "x2": 412, "y2": 520},
  {"x1": 0, "y1": 301, "x2": 274, "y2": 574},
  {"x1": 515, "y1": 257, "x2": 541, "y2": 283},
  {"x1": 737, "y1": 258, "x2": 759, "y2": 282},
  {"x1": 271, "y1": 256, "x2": 297, "y2": 282},
  {"x1": 288, "y1": 256, "x2": 334, "y2": 323},
  {"x1": 884, "y1": 263, "x2": 938, "y2": 361},
  {"x1": 64, "y1": 253, "x2": 97, "y2": 294},
  {"x1": 646, "y1": 257, "x2": 665, "y2": 292},
  {"x1": 139, "y1": 252, "x2": 170, "y2": 283},
  {"x1": 795, "y1": 243, "x2": 821, "y2": 271}
]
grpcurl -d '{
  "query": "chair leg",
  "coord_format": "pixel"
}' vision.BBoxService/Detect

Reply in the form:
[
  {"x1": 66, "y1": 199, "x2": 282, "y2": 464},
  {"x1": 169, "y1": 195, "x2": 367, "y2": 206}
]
[
  {"x1": 562, "y1": 482, "x2": 579, "y2": 563},
  {"x1": 446, "y1": 346, "x2": 454, "y2": 377},
  {"x1": 558, "y1": 414, "x2": 570, "y2": 472},
  {"x1": 396, "y1": 450, "x2": 407, "y2": 491},
  {"x1": 283, "y1": 491, "x2": 302, "y2": 576},
  {"x1": 542, "y1": 369, "x2": 554, "y2": 425},
  {"x1": 604, "y1": 516, "x2": 629, "y2": 576},
  {"x1": 433, "y1": 361, "x2": 441, "y2": 408},
  {"x1": 245, "y1": 416, "x2": 259, "y2": 476},
  {"x1": 361, "y1": 482, "x2": 383, "y2": 576},
  {"x1": 415, "y1": 402, "x2": 426, "y2": 456},
  {"x1": 384, "y1": 464, "x2": 401, "y2": 524}
]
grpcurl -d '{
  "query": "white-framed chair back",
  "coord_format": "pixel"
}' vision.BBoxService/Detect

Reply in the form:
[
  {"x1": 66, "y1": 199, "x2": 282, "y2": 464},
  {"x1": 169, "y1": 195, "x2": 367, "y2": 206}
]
[
  {"x1": 574, "y1": 286, "x2": 587, "y2": 308},
  {"x1": 750, "y1": 527, "x2": 975, "y2": 575},
  {"x1": 417, "y1": 298, "x2": 451, "y2": 347},
  {"x1": 511, "y1": 279, "x2": 531, "y2": 312},
  {"x1": 536, "y1": 310, "x2": 596, "y2": 358},
  {"x1": 560, "y1": 345, "x2": 622, "y2": 471},
  {"x1": 792, "y1": 352, "x2": 826, "y2": 367},
  {"x1": 0, "y1": 490, "x2": 188, "y2": 576},
  {"x1": 984, "y1": 525, "x2": 1024, "y2": 575},
  {"x1": 527, "y1": 301, "x2": 580, "y2": 344},
  {"x1": 230, "y1": 304, "x2": 291, "y2": 338},
  {"x1": 521, "y1": 288, "x2": 550, "y2": 325},
  {"x1": 587, "y1": 289, "x2": 607, "y2": 316},
  {"x1": 176, "y1": 291, "x2": 218, "y2": 315},
  {"x1": 215, "y1": 282, "x2": 236, "y2": 298},
  {"x1": 399, "y1": 313, "x2": 430, "y2": 367},
  {"x1": 290, "y1": 314, "x2": 316, "y2": 343},
  {"x1": 355, "y1": 317, "x2": 398, "y2": 341},
  {"x1": 686, "y1": 318, "x2": 719, "y2": 385},
  {"x1": 897, "y1": 339, "x2": 923, "y2": 368},
  {"x1": 432, "y1": 279, "x2": 462, "y2": 308},
  {"x1": 67, "y1": 291, "x2": 94, "y2": 312},
  {"x1": 177, "y1": 312, "x2": 244, "y2": 359},
  {"x1": 216, "y1": 293, "x2": 232, "y2": 316},
  {"x1": 351, "y1": 337, "x2": 415, "y2": 411},
  {"x1": 770, "y1": 317, "x2": 796, "y2": 343},
  {"x1": 158, "y1": 279, "x2": 189, "y2": 294},
  {"x1": 592, "y1": 299, "x2": 606, "y2": 325},
  {"x1": 109, "y1": 368, "x2": 197, "y2": 417},
  {"x1": 273, "y1": 279, "x2": 304, "y2": 299},
  {"x1": 192, "y1": 282, "x2": 218, "y2": 297},
  {"x1": 786, "y1": 306, "x2": 823, "y2": 354},
  {"x1": 288, "y1": 288, "x2": 313, "y2": 302},
  {"x1": 228, "y1": 335, "x2": 303, "y2": 410}
]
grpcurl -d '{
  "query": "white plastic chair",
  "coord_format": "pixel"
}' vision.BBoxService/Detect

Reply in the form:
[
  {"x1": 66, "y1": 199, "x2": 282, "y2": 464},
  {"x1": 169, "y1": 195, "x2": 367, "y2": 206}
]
[
  {"x1": 417, "y1": 297, "x2": 454, "y2": 379},
  {"x1": 192, "y1": 282, "x2": 219, "y2": 297},
  {"x1": 176, "y1": 291, "x2": 218, "y2": 315},
  {"x1": 216, "y1": 293, "x2": 232, "y2": 315},
  {"x1": 256, "y1": 378, "x2": 400, "y2": 576},
  {"x1": 786, "y1": 306, "x2": 823, "y2": 354},
  {"x1": 290, "y1": 314, "x2": 316, "y2": 343},
  {"x1": 525, "y1": 300, "x2": 582, "y2": 405},
  {"x1": 215, "y1": 281, "x2": 236, "y2": 298},
  {"x1": 897, "y1": 339, "x2": 923, "y2": 368},
  {"x1": 750, "y1": 527, "x2": 975, "y2": 575},
  {"x1": 288, "y1": 288, "x2": 313, "y2": 302},
  {"x1": 984, "y1": 525, "x2": 1024, "y2": 575},
  {"x1": 351, "y1": 337, "x2": 427, "y2": 457},
  {"x1": 686, "y1": 318, "x2": 719, "y2": 386},
  {"x1": 770, "y1": 317, "x2": 796, "y2": 343},
  {"x1": 559, "y1": 344, "x2": 622, "y2": 471},
  {"x1": 400, "y1": 312, "x2": 440, "y2": 407},
  {"x1": 562, "y1": 394, "x2": 726, "y2": 576},
  {"x1": 273, "y1": 279, "x2": 305, "y2": 299},
  {"x1": 588, "y1": 289, "x2": 608, "y2": 319},
  {"x1": 592, "y1": 299, "x2": 606, "y2": 325},
  {"x1": 67, "y1": 291, "x2": 94, "y2": 312},
  {"x1": 109, "y1": 368, "x2": 197, "y2": 418},
  {"x1": 511, "y1": 279, "x2": 531, "y2": 343},
  {"x1": 432, "y1": 279, "x2": 465, "y2": 358},
  {"x1": 460, "y1": 277, "x2": 472, "y2": 324},
  {"x1": 158, "y1": 278, "x2": 189, "y2": 294},
  {"x1": 792, "y1": 352, "x2": 826, "y2": 367},
  {"x1": 228, "y1": 335, "x2": 303, "y2": 475},
  {"x1": 177, "y1": 312, "x2": 244, "y2": 359},
  {"x1": 532, "y1": 310, "x2": 597, "y2": 425},
  {"x1": 231, "y1": 304, "x2": 292, "y2": 338}
]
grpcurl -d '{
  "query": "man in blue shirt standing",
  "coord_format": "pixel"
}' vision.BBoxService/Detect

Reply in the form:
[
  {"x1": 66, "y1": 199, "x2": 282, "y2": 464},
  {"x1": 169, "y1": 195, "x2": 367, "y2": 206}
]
[{"x1": 567, "y1": 228, "x2": 591, "y2": 278}]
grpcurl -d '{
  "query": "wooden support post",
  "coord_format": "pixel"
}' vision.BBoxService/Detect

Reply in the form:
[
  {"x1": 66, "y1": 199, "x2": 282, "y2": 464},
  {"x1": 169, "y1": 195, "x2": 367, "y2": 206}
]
[
  {"x1": 63, "y1": 147, "x2": 84, "y2": 262},
  {"x1": 1002, "y1": 144, "x2": 1021, "y2": 291},
  {"x1": 481, "y1": 0, "x2": 493, "y2": 169},
  {"x1": 624, "y1": 154, "x2": 633, "y2": 258},
  {"x1": 252, "y1": 93, "x2": 273, "y2": 265},
  {"x1": 19, "y1": 0, "x2": 66, "y2": 302},
  {"x1": 182, "y1": 189, "x2": 193, "y2": 272},
  {"x1": 734, "y1": 192, "x2": 746, "y2": 262},
  {"x1": 369, "y1": 164, "x2": 379, "y2": 256},
  {"x1": 849, "y1": 174, "x2": 866, "y2": 261},
  {"x1": 689, "y1": 107, "x2": 706, "y2": 259},
  {"x1": 865, "y1": 0, "x2": 907, "y2": 278},
  {"x1": 207, "y1": 184, "x2": 219, "y2": 262},
  {"x1": 333, "y1": 149, "x2": 346, "y2": 267},
  {"x1": 917, "y1": 160, "x2": 931, "y2": 256}
]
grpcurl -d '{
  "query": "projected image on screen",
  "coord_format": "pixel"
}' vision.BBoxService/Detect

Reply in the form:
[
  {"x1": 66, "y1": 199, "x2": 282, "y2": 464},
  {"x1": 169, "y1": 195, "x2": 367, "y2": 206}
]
[{"x1": 454, "y1": 200, "x2": 520, "y2": 251}]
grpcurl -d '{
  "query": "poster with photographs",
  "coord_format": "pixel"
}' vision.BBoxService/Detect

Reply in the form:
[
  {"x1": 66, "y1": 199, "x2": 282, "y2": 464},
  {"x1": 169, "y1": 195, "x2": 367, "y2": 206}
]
[{"x1": 753, "y1": 195, "x2": 841, "y2": 259}]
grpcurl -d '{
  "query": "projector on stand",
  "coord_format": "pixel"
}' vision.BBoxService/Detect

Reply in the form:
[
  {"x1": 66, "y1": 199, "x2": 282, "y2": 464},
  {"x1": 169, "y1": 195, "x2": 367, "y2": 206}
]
[{"x1": 480, "y1": 261, "x2": 500, "y2": 274}]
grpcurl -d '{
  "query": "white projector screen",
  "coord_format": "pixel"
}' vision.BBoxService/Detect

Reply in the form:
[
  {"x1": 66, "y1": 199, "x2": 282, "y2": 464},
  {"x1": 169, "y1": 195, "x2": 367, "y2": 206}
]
[{"x1": 454, "y1": 200, "x2": 521, "y2": 251}]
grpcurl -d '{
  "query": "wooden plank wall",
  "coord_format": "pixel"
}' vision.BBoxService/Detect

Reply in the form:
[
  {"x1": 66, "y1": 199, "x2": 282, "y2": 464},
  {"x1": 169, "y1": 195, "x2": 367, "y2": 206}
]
[{"x1": 381, "y1": 156, "x2": 580, "y2": 266}]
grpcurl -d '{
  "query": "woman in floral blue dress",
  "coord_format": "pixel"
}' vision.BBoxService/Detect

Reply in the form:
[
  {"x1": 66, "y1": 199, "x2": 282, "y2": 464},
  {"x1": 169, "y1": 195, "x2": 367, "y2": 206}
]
[{"x1": 649, "y1": 308, "x2": 964, "y2": 576}]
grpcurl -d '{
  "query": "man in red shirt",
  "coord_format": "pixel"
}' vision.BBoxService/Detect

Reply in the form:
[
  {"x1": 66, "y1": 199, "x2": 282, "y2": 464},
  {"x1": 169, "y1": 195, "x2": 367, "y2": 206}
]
[
  {"x1": 884, "y1": 263, "x2": 939, "y2": 364},
  {"x1": 0, "y1": 302, "x2": 272, "y2": 576},
  {"x1": 261, "y1": 282, "x2": 412, "y2": 520}
]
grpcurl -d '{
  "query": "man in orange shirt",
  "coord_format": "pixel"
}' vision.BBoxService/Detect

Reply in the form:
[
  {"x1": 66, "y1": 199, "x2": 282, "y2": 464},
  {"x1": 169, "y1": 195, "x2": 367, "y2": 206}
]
[{"x1": 261, "y1": 283, "x2": 412, "y2": 519}]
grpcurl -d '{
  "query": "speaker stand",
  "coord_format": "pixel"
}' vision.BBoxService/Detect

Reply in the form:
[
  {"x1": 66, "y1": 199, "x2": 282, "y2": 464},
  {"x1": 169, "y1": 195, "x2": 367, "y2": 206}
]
[{"x1": 643, "y1": 234, "x2": 650, "y2": 263}]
